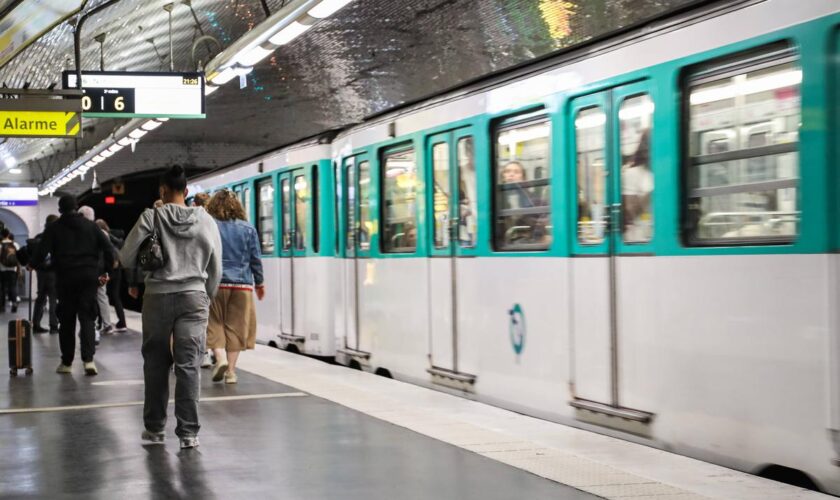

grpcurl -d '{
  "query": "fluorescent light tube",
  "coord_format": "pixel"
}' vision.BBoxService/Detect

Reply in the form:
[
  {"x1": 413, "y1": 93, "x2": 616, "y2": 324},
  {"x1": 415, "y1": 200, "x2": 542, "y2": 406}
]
[
  {"x1": 141, "y1": 120, "x2": 162, "y2": 131},
  {"x1": 308, "y1": 0, "x2": 353, "y2": 18},
  {"x1": 108, "y1": 144, "x2": 123, "y2": 154},
  {"x1": 269, "y1": 21, "x2": 311, "y2": 45},
  {"x1": 92, "y1": 154, "x2": 105, "y2": 162},
  {"x1": 205, "y1": 85, "x2": 219, "y2": 96},
  {"x1": 100, "y1": 149, "x2": 114, "y2": 158},
  {"x1": 117, "y1": 137, "x2": 133, "y2": 147},
  {"x1": 235, "y1": 45, "x2": 274, "y2": 67},
  {"x1": 129, "y1": 129, "x2": 148, "y2": 139},
  {"x1": 9, "y1": 168, "x2": 21, "y2": 174},
  {"x1": 210, "y1": 67, "x2": 237, "y2": 85}
]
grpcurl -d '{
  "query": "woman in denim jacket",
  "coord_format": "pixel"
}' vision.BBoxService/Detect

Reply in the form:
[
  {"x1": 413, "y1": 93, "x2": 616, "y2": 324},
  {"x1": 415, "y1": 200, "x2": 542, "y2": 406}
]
[{"x1": 205, "y1": 190, "x2": 264, "y2": 383}]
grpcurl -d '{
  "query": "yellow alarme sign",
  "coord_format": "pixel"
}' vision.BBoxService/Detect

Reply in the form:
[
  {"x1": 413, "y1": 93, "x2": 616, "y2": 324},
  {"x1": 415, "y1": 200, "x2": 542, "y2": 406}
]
[{"x1": 0, "y1": 110, "x2": 80, "y2": 137}]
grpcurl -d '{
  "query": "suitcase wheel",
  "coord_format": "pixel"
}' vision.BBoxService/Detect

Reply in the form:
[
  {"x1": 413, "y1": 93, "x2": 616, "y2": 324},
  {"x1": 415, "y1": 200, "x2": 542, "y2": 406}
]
[
  {"x1": 25, "y1": 367, "x2": 32, "y2": 375},
  {"x1": 9, "y1": 369, "x2": 17, "y2": 377}
]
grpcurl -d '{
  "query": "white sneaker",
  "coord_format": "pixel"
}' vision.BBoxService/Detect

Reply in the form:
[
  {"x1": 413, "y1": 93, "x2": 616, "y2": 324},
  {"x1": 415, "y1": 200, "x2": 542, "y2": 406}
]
[
  {"x1": 84, "y1": 361, "x2": 98, "y2": 376},
  {"x1": 200, "y1": 352, "x2": 212, "y2": 369},
  {"x1": 56, "y1": 363, "x2": 72, "y2": 374}
]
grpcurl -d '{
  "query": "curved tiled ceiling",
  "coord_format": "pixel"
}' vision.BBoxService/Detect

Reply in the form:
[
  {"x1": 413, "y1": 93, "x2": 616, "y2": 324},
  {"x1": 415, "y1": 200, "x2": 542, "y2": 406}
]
[{"x1": 0, "y1": 0, "x2": 699, "y2": 194}]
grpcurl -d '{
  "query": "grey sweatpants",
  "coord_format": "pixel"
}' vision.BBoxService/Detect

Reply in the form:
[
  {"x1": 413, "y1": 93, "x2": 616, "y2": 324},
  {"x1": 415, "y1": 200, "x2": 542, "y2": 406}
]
[{"x1": 141, "y1": 291, "x2": 210, "y2": 438}]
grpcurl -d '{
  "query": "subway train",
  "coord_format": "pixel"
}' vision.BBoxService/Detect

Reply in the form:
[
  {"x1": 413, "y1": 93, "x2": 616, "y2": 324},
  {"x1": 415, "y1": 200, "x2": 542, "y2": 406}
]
[{"x1": 187, "y1": 0, "x2": 840, "y2": 493}]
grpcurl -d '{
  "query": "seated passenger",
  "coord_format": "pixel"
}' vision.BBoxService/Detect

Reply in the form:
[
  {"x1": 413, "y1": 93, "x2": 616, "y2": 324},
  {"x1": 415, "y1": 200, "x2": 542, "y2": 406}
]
[
  {"x1": 205, "y1": 190, "x2": 265, "y2": 384},
  {"x1": 120, "y1": 165, "x2": 222, "y2": 449},
  {"x1": 498, "y1": 162, "x2": 548, "y2": 245}
]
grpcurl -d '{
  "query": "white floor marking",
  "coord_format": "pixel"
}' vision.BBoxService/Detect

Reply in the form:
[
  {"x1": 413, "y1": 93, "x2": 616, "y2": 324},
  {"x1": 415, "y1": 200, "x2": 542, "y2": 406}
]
[{"x1": 0, "y1": 392, "x2": 307, "y2": 415}]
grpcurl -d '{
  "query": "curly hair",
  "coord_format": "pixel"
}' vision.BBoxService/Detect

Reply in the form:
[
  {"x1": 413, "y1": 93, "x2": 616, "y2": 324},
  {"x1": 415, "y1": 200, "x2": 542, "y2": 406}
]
[
  {"x1": 207, "y1": 190, "x2": 247, "y2": 221},
  {"x1": 193, "y1": 192, "x2": 210, "y2": 208}
]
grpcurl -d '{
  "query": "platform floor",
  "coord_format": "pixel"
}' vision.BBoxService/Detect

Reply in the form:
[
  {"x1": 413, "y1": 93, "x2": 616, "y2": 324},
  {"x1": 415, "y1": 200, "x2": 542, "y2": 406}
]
[
  {"x1": 0, "y1": 309, "x2": 833, "y2": 499},
  {"x1": 0, "y1": 312, "x2": 593, "y2": 500}
]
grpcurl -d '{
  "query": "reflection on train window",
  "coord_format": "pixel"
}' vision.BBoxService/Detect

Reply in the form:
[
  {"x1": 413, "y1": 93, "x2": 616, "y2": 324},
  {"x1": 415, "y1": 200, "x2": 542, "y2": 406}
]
[
  {"x1": 494, "y1": 117, "x2": 551, "y2": 250},
  {"x1": 243, "y1": 187, "x2": 251, "y2": 223},
  {"x1": 281, "y1": 178, "x2": 291, "y2": 250},
  {"x1": 686, "y1": 46, "x2": 800, "y2": 244},
  {"x1": 358, "y1": 161, "x2": 371, "y2": 251},
  {"x1": 432, "y1": 142, "x2": 450, "y2": 249},
  {"x1": 382, "y1": 147, "x2": 417, "y2": 253},
  {"x1": 344, "y1": 161, "x2": 355, "y2": 252},
  {"x1": 457, "y1": 137, "x2": 477, "y2": 247},
  {"x1": 619, "y1": 94, "x2": 654, "y2": 244},
  {"x1": 576, "y1": 106, "x2": 607, "y2": 245},
  {"x1": 312, "y1": 165, "x2": 319, "y2": 253},
  {"x1": 333, "y1": 162, "x2": 340, "y2": 253},
  {"x1": 256, "y1": 178, "x2": 275, "y2": 254},
  {"x1": 294, "y1": 174, "x2": 308, "y2": 250}
]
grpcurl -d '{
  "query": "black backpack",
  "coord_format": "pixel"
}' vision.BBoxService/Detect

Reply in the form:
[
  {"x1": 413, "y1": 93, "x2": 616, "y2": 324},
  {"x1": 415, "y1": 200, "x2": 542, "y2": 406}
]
[{"x1": 1, "y1": 242, "x2": 18, "y2": 267}]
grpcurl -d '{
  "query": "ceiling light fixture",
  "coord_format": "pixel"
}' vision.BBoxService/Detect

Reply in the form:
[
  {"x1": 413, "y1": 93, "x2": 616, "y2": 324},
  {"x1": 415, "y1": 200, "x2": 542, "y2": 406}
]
[
  {"x1": 9, "y1": 168, "x2": 21, "y2": 174},
  {"x1": 308, "y1": 0, "x2": 354, "y2": 18}
]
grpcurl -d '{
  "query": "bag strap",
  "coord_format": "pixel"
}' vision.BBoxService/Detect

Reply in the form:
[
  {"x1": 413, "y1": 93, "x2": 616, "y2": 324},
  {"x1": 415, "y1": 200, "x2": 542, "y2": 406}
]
[{"x1": 152, "y1": 207, "x2": 162, "y2": 237}]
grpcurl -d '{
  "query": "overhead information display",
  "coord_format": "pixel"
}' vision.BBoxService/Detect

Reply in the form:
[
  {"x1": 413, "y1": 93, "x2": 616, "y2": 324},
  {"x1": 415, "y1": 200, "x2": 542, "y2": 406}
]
[{"x1": 62, "y1": 71, "x2": 205, "y2": 119}]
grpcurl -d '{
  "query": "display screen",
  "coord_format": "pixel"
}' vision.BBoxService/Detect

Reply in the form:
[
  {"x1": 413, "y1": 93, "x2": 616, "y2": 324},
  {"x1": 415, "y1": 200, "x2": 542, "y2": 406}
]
[
  {"x1": 62, "y1": 71, "x2": 205, "y2": 119},
  {"x1": 0, "y1": 187, "x2": 38, "y2": 206}
]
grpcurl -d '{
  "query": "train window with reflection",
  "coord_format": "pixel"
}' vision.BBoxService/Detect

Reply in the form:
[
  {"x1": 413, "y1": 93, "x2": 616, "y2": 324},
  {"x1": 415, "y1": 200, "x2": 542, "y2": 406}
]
[
  {"x1": 685, "y1": 44, "x2": 800, "y2": 244},
  {"x1": 294, "y1": 174, "x2": 308, "y2": 250},
  {"x1": 281, "y1": 178, "x2": 291, "y2": 250},
  {"x1": 457, "y1": 137, "x2": 477, "y2": 247},
  {"x1": 432, "y1": 142, "x2": 450, "y2": 249},
  {"x1": 576, "y1": 106, "x2": 607, "y2": 245},
  {"x1": 494, "y1": 114, "x2": 551, "y2": 251},
  {"x1": 619, "y1": 94, "x2": 654, "y2": 244},
  {"x1": 358, "y1": 161, "x2": 371, "y2": 251},
  {"x1": 382, "y1": 147, "x2": 417, "y2": 253},
  {"x1": 256, "y1": 178, "x2": 275, "y2": 254},
  {"x1": 312, "y1": 165, "x2": 319, "y2": 253}
]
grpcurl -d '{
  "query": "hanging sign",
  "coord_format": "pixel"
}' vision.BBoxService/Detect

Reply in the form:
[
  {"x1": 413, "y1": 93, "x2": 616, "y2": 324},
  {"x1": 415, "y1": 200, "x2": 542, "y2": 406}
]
[
  {"x1": 0, "y1": 93, "x2": 82, "y2": 138},
  {"x1": 62, "y1": 71, "x2": 205, "y2": 119},
  {"x1": 0, "y1": 187, "x2": 38, "y2": 206}
]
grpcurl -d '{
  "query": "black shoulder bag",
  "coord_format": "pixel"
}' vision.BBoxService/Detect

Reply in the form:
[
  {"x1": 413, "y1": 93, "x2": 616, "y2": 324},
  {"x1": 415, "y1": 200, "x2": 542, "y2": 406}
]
[{"x1": 138, "y1": 208, "x2": 166, "y2": 271}]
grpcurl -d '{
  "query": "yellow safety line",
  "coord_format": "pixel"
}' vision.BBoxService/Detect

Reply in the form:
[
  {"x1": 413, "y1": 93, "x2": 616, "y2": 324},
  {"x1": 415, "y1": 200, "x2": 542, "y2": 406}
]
[{"x1": 0, "y1": 392, "x2": 307, "y2": 415}]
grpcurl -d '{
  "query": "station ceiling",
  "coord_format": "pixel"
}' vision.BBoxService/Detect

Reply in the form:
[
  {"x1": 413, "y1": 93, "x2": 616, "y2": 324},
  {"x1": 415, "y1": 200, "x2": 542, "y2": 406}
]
[{"x1": 0, "y1": 0, "x2": 697, "y2": 194}]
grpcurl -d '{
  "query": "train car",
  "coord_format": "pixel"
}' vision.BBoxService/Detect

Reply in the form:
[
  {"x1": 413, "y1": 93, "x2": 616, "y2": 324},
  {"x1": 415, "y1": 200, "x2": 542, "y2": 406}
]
[
  {"x1": 193, "y1": 0, "x2": 840, "y2": 493},
  {"x1": 188, "y1": 140, "x2": 337, "y2": 356}
]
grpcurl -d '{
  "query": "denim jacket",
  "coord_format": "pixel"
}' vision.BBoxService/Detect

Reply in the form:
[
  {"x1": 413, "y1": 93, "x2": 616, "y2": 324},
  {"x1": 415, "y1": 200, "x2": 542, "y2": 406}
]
[{"x1": 216, "y1": 219, "x2": 263, "y2": 286}]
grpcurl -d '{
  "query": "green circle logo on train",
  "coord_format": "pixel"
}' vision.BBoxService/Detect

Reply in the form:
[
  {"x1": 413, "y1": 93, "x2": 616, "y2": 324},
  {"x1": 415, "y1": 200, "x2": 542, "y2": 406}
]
[{"x1": 509, "y1": 303, "x2": 525, "y2": 356}]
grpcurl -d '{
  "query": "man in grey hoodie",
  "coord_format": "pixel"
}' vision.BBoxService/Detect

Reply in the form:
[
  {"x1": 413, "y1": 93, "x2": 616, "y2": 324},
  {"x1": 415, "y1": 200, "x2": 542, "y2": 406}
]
[{"x1": 120, "y1": 165, "x2": 222, "y2": 449}]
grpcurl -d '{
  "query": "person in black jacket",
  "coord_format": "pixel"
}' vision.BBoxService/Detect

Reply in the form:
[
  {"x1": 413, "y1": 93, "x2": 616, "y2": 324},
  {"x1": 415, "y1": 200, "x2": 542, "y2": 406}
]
[
  {"x1": 31, "y1": 195, "x2": 115, "y2": 376},
  {"x1": 29, "y1": 214, "x2": 59, "y2": 334}
]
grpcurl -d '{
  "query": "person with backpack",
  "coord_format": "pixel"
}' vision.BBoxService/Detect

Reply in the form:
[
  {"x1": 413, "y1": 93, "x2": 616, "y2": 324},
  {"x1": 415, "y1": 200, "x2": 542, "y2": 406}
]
[
  {"x1": 31, "y1": 195, "x2": 115, "y2": 376},
  {"x1": 120, "y1": 165, "x2": 221, "y2": 449},
  {"x1": 0, "y1": 228, "x2": 20, "y2": 313}
]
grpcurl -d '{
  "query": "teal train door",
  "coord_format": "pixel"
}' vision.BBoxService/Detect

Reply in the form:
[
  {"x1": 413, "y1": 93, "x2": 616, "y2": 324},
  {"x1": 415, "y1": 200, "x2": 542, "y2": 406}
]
[{"x1": 569, "y1": 81, "x2": 655, "y2": 423}]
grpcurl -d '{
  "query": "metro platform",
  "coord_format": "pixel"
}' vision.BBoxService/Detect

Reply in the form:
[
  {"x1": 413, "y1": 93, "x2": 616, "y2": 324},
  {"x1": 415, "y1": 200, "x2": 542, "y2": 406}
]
[{"x1": 0, "y1": 311, "x2": 830, "y2": 500}]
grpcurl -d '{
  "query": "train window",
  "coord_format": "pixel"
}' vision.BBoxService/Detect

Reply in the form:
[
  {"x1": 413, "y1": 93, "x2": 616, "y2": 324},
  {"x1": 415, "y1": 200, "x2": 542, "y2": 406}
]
[
  {"x1": 495, "y1": 116, "x2": 551, "y2": 250},
  {"x1": 345, "y1": 162, "x2": 355, "y2": 251},
  {"x1": 432, "y1": 142, "x2": 450, "y2": 249},
  {"x1": 281, "y1": 178, "x2": 291, "y2": 250},
  {"x1": 576, "y1": 106, "x2": 607, "y2": 245},
  {"x1": 312, "y1": 165, "x2": 319, "y2": 253},
  {"x1": 619, "y1": 94, "x2": 654, "y2": 244},
  {"x1": 457, "y1": 137, "x2": 477, "y2": 247},
  {"x1": 294, "y1": 174, "x2": 308, "y2": 250},
  {"x1": 358, "y1": 161, "x2": 371, "y2": 251},
  {"x1": 243, "y1": 187, "x2": 251, "y2": 223},
  {"x1": 686, "y1": 46, "x2": 800, "y2": 244},
  {"x1": 382, "y1": 147, "x2": 417, "y2": 253},
  {"x1": 334, "y1": 162, "x2": 340, "y2": 254},
  {"x1": 256, "y1": 178, "x2": 275, "y2": 254}
]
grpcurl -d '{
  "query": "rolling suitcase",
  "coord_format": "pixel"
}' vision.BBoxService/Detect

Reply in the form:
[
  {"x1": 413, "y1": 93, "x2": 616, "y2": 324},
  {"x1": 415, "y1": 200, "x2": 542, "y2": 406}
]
[{"x1": 8, "y1": 271, "x2": 33, "y2": 376}]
